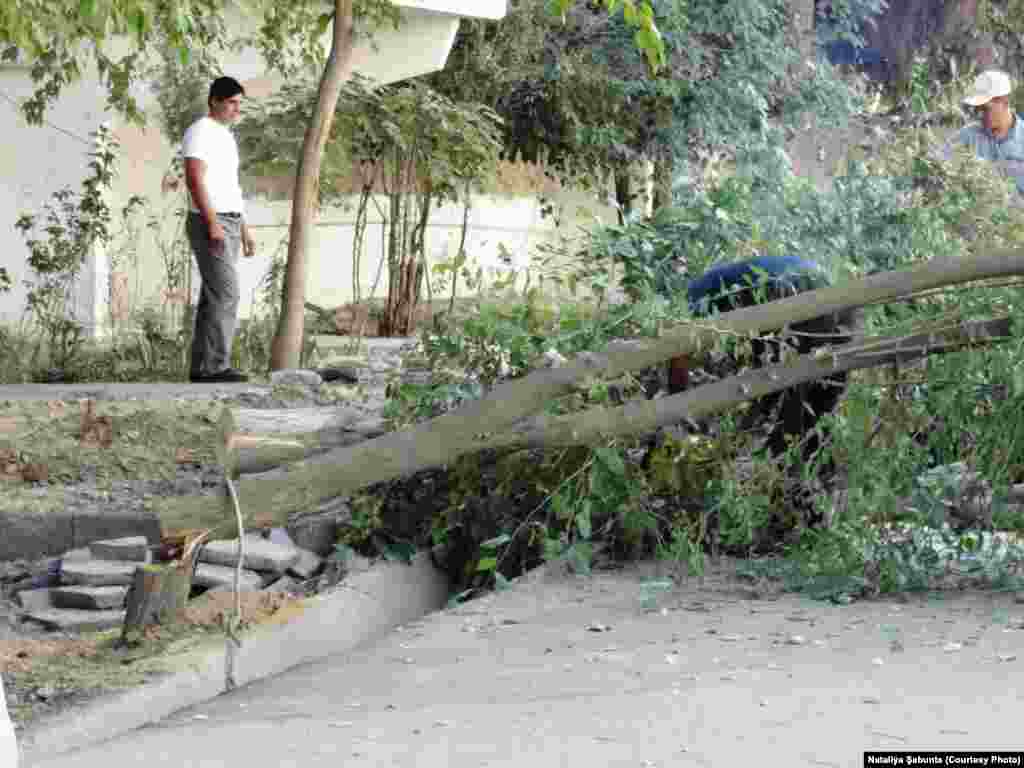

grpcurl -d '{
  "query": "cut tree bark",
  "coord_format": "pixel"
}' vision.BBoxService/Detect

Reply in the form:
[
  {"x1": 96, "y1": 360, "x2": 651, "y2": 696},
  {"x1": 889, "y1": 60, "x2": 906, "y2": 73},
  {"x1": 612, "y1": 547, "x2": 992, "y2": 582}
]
[
  {"x1": 154, "y1": 314, "x2": 1012, "y2": 539},
  {"x1": 121, "y1": 532, "x2": 210, "y2": 645},
  {"x1": 226, "y1": 407, "x2": 365, "y2": 474}
]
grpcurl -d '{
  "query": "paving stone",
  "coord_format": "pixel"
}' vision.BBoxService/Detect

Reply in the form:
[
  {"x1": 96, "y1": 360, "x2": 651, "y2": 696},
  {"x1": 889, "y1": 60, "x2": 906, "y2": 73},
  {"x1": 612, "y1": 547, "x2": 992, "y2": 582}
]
[
  {"x1": 51, "y1": 586, "x2": 129, "y2": 610},
  {"x1": 287, "y1": 549, "x2": 324, "y2": 581},
  {"x1": 60, "y1": 548, "x2": 93, "y2": 564},
  {"x1": 199, "y1": 536, "x2": 301, "y2": 573},
  {"x1": 287, "y1": 499, "x2": 350, "y2": 556},
  {"x1": 15, "y1": 588, "x2": 55, "y2": 612},
  {"x1": 25, "y1": 608, "x2": 125, "y2": 632},
  {"x1": 192, "y1": 564, "x2": 265, "y2": 592},
  {"x1": 60, "y1": 560, "x2": 139, "y2": 587},
  {"x1": 89, "y1": 536, "x2": 151, "y2": 563}
]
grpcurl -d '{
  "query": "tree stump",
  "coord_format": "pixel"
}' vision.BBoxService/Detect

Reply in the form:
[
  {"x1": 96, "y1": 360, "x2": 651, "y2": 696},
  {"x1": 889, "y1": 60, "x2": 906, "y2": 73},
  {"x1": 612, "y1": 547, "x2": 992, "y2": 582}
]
[{"x1": 120, "y1": 531, "x2": 209, "y2": 645}]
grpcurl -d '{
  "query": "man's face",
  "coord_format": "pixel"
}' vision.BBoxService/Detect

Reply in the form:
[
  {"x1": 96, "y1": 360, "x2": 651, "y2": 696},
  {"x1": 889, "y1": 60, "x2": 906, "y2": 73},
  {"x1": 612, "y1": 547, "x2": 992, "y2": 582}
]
[
  {"x1": 211, "y1": 93, "x2": 243, "y2": 124},
  {"x1": 977, "y1": 96, "x2": 1010, "y2": 134}
]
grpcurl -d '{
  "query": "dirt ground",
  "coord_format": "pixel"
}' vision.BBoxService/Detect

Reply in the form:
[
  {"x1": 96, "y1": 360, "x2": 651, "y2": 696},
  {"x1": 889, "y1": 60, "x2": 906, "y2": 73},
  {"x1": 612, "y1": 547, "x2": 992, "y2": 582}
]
[
  {"x1": 0, "y1": 589, "x2": 309, "y2": 727},
  {"x1": 28, "y1": 558, "x2": 1024, "y2": 768}
]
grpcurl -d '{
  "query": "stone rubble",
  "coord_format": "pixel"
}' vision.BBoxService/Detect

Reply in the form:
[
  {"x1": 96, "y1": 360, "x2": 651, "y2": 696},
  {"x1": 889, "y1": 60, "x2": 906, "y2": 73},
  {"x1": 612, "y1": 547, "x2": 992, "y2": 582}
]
[
  {"x1": 1, "y1": 341, "x2": 413, "y2": 635},
  {"x1": 88, "y1": 537, "x2": 151, "y2": 563},
  {"x1": 192, "y1": 564, "x2": 265, "y2": 592},
  {"x1": 51, "y1": 586, "x2": 128, "y2": 611},
  {"x1": 59, "y1": 561, "x2": 138, "y2": 588},
  {"x1": 198, "y1": 536, "x2": 301, "y2": 574}
]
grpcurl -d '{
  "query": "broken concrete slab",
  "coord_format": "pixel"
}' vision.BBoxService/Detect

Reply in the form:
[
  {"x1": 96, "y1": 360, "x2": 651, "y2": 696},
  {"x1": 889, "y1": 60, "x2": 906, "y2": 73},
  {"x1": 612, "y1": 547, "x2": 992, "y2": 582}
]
[
  {"x1": 88, "y1": 537, "x2": 150, "y2": 563},
  {"x1": 51, "y1": 586, "x2": 128, "y2": 611},
  {"x1": 61, "y1": 548, "x2": 92, "y2": 564},
  {"x1": 192, "y1": 564, "x2": 264, "y2": 592},
  {"x1": 262, "y1": 575, "x2": 304, "y2": 594},
  {"x1": 286, "y1": 549, "x2": 324, "y2": 581},
  {"x1": 287, "y1": 498, "x2": 350, "y2": 556},
  {"x1": 15, "y1": 589, "x2": 55, "y2": 612},
  {"x1": 198, "y1": 536, "x2": 301, "y2": 574},
  {"x1": 24, "y1": 608, "x2": 126, "y2": 633},
  {"x1": 60, "y1": 561, "x2": 139, "y2": 587}
]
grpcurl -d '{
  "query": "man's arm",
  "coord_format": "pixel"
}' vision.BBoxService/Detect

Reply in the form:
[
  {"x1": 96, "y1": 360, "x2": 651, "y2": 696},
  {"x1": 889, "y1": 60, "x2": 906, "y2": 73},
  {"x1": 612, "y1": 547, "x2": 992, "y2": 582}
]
[
  {"x1": 184, "y1": 157, "x2": 225, "y2": 253},
  {"x1": 241, "y1": 218, "x2": 256, "y2": 258}
]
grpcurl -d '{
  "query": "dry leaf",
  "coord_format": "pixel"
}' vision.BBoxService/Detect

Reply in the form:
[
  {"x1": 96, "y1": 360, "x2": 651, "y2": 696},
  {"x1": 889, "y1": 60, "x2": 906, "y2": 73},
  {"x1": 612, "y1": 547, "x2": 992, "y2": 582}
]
[
  {"x1": 79, "y1": 399, "x2": 114, "y2": 449},
  {"x1": 47, "y1": 400, "x2": 67, "y2": 419},
  {"x1": 0, "y1": 447, "x2": 19, "y2": 481},
  {"x1": 20, "y1": 462, "x2": 49, "y2": 483},
  {"x1": 0, "y1": 416, "x2": 17, "y2": 435},
  {"x1": 175, "y1": 447, "x2": 196, "y2": 464}
]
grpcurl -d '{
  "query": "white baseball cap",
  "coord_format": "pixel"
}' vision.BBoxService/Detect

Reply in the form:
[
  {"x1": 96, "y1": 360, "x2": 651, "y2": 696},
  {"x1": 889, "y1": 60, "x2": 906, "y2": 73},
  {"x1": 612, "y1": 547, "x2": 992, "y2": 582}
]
[{"x1": 963, "y1": 70, "x2": 1013, "y2": 106}]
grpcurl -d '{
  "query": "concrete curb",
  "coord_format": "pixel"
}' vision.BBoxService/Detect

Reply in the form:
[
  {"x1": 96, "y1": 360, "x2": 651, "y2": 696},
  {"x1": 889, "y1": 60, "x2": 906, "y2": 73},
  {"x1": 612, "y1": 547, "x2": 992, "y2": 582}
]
[{"x1": 17, "y1": 553, "x2": 449, "y2": 766}]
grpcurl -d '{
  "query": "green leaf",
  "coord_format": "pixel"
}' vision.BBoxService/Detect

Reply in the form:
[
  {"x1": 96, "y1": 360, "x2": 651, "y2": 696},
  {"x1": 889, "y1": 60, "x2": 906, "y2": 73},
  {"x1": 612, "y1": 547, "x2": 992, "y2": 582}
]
[
  {"x1": 381, "y1": 539, "x2": 416, "y2": 564},
  {"x1": 476, "y1": 556, "x2": 498, "y2": 573},
  {"x1": 481, "y1": 533, "x2": 512, "y2": 549},
  {"x1": 566, "y1": 543, "x2": 593, "y2": 575},
  {"x1": 316, "y1": 12, "x2": 333, "y2": 38},
  {"x1": 131, "y1": 9, "x2": 147, "y2": 42},
  {"x1": 542, "y1": 537, "x2": 564, "y2": 562},
  {"x1": 594, "y1": 445, "x2": 626, "y2": 477},
  {"x1": 79, "y1": 0, "x2": 97, "y2": 19},
  {"x1": 576, "y1": 499, "x2": 593, "y2": 540}
]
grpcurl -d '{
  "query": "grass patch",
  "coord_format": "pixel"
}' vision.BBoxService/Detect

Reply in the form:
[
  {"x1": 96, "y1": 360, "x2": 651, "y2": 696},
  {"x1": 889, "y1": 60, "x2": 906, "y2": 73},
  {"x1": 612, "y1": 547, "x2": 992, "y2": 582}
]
[{"x1": 0, "y1": 399, "x2": 227, "y2": 487}]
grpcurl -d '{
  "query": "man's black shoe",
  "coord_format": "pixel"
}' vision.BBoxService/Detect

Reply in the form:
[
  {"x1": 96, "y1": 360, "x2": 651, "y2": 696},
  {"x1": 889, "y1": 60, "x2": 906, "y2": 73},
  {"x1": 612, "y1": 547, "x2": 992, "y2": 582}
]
[
  {"x1": 316, "y1": 367, "x2": 359, "y2": 384},
  {"x1": 189, "y1": 368, "x2": 249, "y2": 383}
]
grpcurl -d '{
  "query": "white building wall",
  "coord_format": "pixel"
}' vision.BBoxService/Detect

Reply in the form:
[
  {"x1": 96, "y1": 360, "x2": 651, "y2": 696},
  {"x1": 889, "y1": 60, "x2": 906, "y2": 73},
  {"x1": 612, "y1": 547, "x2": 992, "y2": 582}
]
[
  {"x1": 0, "y1": 66, "x2": 109, "y2": 329},
  {"x1": 231, "y1": 188, "x2": 617, "y2": 321}
]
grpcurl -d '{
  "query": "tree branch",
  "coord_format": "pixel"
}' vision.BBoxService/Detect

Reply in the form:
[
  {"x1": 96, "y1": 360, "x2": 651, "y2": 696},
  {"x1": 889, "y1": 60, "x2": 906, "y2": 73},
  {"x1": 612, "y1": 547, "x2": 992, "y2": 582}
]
[{"x1": 154, "y1": 314, "x2": 1012, "y2": 539}]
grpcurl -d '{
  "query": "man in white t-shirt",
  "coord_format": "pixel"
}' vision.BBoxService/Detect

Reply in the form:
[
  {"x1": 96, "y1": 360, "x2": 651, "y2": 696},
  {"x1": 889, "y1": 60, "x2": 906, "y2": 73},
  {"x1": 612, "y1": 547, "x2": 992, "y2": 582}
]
[{"x1": 182, "y1": 76, "x2": 256, "y2": 383}]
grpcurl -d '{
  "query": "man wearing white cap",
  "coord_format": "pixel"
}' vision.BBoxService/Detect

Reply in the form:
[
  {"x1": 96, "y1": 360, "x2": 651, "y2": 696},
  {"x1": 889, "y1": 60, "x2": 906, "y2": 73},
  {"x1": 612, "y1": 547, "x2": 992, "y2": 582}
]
[{"x1": 942, "y1": 70, "x2": 1024, "y2": 196}]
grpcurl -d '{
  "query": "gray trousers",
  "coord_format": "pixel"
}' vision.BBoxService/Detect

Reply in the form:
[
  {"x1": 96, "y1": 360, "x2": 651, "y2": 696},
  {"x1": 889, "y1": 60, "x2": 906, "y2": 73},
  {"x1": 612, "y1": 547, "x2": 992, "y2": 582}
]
[{"x1": 187, "y1": 212, "x2": 241, "y2": 377}]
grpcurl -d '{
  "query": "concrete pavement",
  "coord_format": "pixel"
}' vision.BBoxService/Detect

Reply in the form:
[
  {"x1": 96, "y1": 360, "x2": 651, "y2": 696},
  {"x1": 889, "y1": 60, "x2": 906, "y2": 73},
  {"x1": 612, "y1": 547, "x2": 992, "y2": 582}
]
[{"x1": 26, "y1": 561, "x2": 1024, "y2": 768}]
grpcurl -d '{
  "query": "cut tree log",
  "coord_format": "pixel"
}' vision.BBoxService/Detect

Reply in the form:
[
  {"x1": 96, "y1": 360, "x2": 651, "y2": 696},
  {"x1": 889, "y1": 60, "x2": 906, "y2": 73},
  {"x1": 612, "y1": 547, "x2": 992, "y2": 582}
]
[
  {"x1": 121, "y1": 531, "x2": 210, "y2": 645},
  {"x1": 227, "y1": 407, "x2": 365, "y2": 475},
  {"x1": 153, "y1": 314, "x2": 1012, "y2": 539}
]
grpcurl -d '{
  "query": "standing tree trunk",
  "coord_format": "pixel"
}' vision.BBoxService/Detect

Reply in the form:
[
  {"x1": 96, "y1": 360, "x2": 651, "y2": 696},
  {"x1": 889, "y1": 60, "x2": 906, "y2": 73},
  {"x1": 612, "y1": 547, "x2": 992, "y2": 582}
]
[{"x1": 270, "y1": 0, "x2": 356, "y2": 371}]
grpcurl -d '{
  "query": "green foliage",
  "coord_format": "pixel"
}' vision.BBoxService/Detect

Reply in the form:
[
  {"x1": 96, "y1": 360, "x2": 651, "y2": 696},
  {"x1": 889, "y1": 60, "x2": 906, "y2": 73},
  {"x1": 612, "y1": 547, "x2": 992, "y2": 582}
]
[
  {"x1": 0, "y1": 1, "x2": 408, "y2": 126},
  {"x1": 337, "y1": 494, "x2": 386, "y2": 550},
  {"x1": 0, "y1": 0, "x2": 231, "y2": 125},
  {"x1": 240, "y1": 75, "x2": 504, "y2": 208},
  {"x1": 240, "y1": 74, "x2": 504, "y2": 332},
  {"x1": 552, "y1": 0, "x2": 668, "y2": 73},
  {"x1": 13, "y1": 125, "x2": 121, "y2": 371},
  {"x1": 431, "y1": 0, "x2": 857, "y2": 217}
]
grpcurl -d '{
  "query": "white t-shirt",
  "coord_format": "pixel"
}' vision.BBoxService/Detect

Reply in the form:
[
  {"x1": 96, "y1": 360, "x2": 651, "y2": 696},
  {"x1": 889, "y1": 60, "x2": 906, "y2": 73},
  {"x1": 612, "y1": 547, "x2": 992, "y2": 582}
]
[{"x1": 182, "y1": 116, "x2": 245, "y2": 215}]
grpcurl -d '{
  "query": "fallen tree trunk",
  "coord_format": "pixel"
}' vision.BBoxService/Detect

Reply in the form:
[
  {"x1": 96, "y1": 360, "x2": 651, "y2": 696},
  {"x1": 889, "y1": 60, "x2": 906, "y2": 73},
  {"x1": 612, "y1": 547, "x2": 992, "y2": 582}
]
[
  {"x1": 487, "y1": 316, "x2": 1012, "y2": 451},
  {"x1": 226, "y1": 407, "x2": 366, "y2": 475},
  {"x1": 154, "y1": 315, "x2": 1012, "y2": 538},
  {"x1": 247, "y1": 248, "x2": 1024, "y2": 503}
]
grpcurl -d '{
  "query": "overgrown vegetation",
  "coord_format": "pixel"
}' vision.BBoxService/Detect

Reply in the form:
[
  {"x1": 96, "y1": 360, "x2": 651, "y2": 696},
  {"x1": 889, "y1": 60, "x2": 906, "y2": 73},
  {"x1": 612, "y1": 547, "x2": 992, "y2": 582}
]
[
  {"x1": 3, "y1": 0, "x2": 1024, "y2": 608},
  {"x1": 372, "y1": 71, "x2": 1024, "y2": 602}
]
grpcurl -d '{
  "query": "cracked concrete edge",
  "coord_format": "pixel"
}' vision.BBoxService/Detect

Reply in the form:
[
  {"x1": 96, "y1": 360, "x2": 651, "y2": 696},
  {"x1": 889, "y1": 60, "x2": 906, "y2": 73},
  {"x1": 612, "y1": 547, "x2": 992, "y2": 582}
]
[{"x1": 16, "y1": 553, "x2": 450, "y2": 766}]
